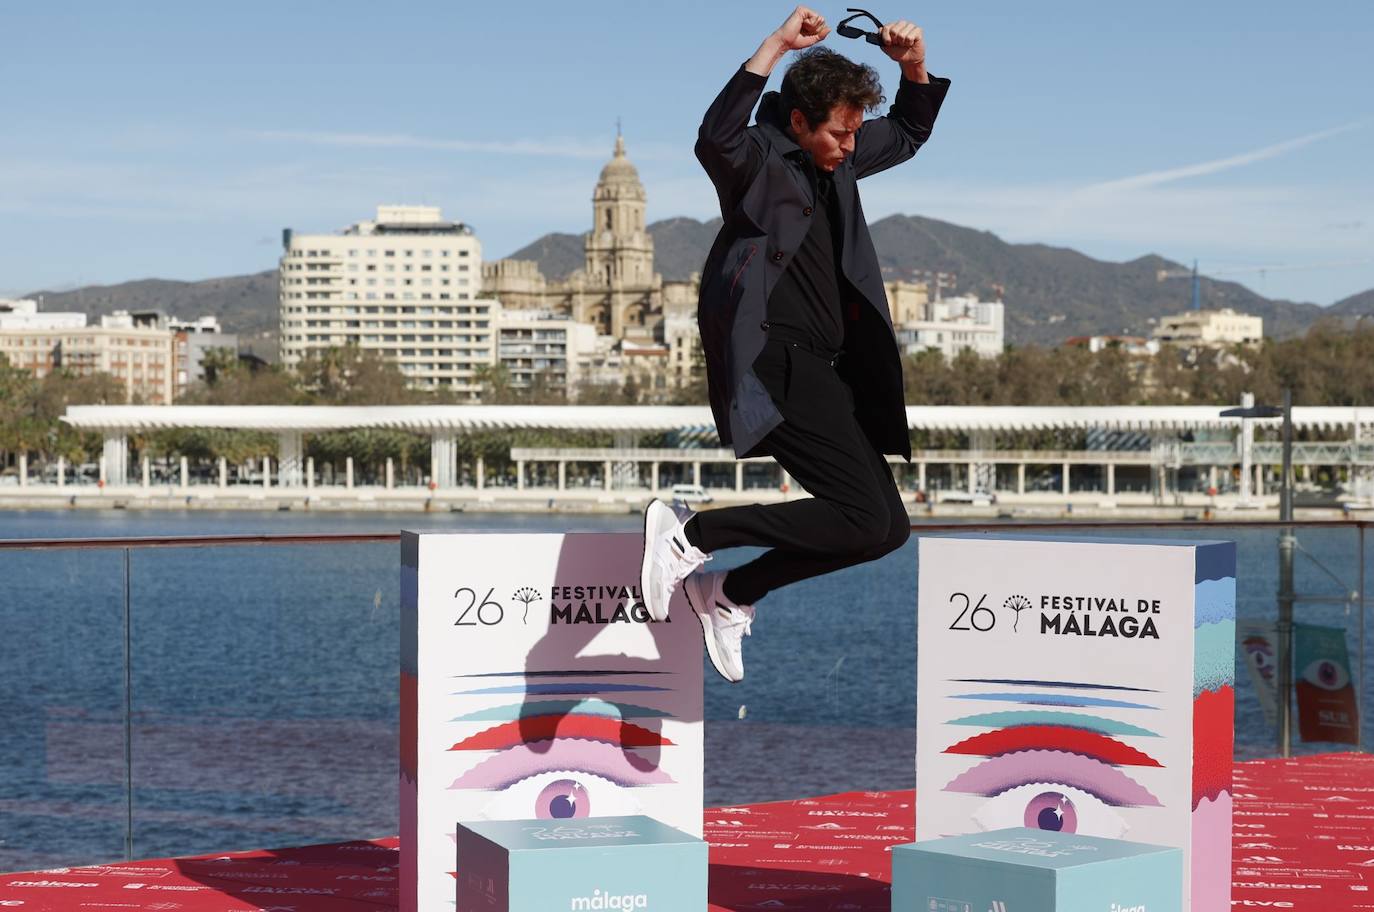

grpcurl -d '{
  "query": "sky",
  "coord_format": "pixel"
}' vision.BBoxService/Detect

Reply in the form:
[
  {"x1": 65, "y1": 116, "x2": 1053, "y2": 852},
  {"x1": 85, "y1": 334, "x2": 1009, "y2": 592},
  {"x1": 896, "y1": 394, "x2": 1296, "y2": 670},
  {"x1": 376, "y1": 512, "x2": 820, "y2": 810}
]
[{"x1": 1, "y1": 0, "x2": 1371, "y2": 306}]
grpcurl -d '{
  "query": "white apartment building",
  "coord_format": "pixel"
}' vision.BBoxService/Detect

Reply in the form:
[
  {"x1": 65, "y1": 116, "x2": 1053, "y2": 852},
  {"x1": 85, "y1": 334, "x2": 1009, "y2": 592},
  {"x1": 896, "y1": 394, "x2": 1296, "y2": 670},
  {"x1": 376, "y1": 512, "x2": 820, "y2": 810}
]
[
  {"x1": 278, "y1": 205, "x2": 492, "y2": 398},
  {"x1": 1153, "y1": 308, "x2": 1263, "y2": 348},
  {"x1": 0, "y1": 298, "x2": 86, "y2": 330},
  {"x1": 897, "y1": 293, "x2": 1005, "y2": 360},
  {"x1": 493, "y1": 308, "x2": 597, "y2": 395}
]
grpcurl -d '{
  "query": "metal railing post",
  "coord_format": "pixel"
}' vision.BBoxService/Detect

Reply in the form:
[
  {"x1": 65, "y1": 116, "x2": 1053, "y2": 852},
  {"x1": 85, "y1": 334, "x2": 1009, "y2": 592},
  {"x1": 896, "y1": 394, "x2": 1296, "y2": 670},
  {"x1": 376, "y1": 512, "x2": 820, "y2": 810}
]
[
  {"x1": 123, "y1": 547, "x2": 134, "y2": 859},
  {"x1": 1361, "y1": 524, "x2": 1367, "y2": 752},
  {"x1": 1277, "y1": 389, "x2": 1295, "y2": 758}
]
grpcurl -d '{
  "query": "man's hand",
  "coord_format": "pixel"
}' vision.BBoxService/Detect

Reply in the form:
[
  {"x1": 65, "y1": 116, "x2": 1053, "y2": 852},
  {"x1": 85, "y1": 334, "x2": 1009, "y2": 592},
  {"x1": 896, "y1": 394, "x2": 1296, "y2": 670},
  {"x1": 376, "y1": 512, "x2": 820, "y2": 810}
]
[
  {"x1": 879, "y1": 20, "x2": 928, "y2": 83},
  {"x1": 775, "y1": 6, "x2": 830, "y2": 51},
  {"x1": 746, "y1": 6, "x2": 829, "y2": 76}
]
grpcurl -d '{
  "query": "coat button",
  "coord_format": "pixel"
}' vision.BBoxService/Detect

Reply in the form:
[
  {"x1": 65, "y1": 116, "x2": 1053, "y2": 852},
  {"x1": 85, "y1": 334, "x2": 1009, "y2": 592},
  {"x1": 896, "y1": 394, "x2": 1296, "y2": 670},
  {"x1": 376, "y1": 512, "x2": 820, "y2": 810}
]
[
  {"x1": 803, "y1": 207, "x2": 813, "y2": 216},
  {"x1": 772, "y1": 251, "x2": 784, "y2": 261}
]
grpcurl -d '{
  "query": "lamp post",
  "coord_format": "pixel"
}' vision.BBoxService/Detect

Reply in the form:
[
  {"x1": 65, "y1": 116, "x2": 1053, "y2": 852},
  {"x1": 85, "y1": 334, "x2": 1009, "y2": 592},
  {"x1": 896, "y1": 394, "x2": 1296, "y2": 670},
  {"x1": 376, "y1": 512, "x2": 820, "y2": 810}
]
[{"x1": 1223, "y1": 389, "x2": 1294, "y2": 756}]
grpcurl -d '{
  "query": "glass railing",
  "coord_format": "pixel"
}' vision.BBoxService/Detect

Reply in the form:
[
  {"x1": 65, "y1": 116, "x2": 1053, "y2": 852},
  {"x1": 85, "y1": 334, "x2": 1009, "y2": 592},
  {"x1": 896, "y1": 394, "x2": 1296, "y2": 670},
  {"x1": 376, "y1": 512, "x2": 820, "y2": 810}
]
[{"x1": 1, "y1": 518, "x2": 1368, "y2": 869}]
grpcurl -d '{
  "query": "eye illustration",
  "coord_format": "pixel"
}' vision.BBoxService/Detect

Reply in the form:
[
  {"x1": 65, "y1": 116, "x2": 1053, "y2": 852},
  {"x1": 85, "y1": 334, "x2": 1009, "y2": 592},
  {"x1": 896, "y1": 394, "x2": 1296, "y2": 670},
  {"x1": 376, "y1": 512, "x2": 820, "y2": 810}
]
[
  {"x1": 1241, "y1": 637, "x2": 1276, "y2": 683},
  {"x1": 1300, "y1": 658, "x2": 1350, "y2": 691},
  {"x1": 447, "y1": 671, "x2": 678, "y2": 826},
  {"x1": 941, "y1": 679, "x2": 1163, "y2": 840},
  {"x1": 944, "y1": 750, "x2": 1162, "y2": 809},
  {"x1": 971, "y1": 784, "x2": 1129, "y2": 839},
  {"x1": 474, "y1": 770, "x2": 646, "y2": 821}
]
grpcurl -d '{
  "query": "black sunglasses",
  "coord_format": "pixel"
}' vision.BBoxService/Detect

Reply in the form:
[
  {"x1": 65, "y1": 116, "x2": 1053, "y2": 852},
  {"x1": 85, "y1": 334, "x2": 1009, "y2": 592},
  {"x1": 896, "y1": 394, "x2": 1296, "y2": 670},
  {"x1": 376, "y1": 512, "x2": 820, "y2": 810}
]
[{"x1": 836, "y1": 8, "x2": 883, "y2": 45}]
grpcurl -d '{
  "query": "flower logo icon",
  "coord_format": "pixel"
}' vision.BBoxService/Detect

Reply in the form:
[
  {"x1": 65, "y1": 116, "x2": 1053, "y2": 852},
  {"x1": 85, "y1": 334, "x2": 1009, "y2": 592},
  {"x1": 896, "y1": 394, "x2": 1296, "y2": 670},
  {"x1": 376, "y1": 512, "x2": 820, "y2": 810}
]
[
  {"x1": 1003, "y1": 594, "x2": 1032, "y2": 632},
  {"x1": 512, "y1": 587, "x2": 541, "y2": 623}
]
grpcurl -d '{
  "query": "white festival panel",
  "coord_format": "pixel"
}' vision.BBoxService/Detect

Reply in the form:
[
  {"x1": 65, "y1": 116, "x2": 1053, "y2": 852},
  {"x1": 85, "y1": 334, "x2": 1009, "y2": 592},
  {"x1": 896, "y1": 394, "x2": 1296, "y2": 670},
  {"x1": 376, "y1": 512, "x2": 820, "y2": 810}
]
[
  {"x1": 916, "y1": 534, "x2": 1235, "y2": 912},
  {"x1": 401, "y1": 532, "x2": 704, "y2": 912}
]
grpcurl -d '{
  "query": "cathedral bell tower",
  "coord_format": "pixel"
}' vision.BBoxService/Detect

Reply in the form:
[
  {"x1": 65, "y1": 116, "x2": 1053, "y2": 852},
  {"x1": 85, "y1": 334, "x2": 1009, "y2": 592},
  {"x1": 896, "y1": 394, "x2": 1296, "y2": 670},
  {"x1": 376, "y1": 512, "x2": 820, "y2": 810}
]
[{"x1": 585, "y1": 131, "x2": 654, "y2": 336}]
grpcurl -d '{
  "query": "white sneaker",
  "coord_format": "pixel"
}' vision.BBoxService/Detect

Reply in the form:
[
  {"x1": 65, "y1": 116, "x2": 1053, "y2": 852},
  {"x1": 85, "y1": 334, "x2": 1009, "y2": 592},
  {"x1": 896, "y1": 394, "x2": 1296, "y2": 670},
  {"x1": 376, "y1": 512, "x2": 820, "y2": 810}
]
[
  {"x1": 639, "y1": 499, "x2": 710, "y2": 622},
  {"x1": 684, "y1": 571, "x2": 755, "y2": 683}
]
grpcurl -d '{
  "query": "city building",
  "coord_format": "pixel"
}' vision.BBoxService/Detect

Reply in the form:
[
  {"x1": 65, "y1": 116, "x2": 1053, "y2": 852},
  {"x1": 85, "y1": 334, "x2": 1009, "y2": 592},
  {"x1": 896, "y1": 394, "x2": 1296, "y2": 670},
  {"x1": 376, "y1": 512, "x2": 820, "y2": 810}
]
[
  {"x1": 1153, "y1": 307, "x2": 1263, "y2": 348},
  {"x1": 896, "y1": 293, "x2": 1005, "y2": 359},
  {"x1": 102, "y1": 310, "x2": 238, "y2": 395},
  {"x1": 277, "y1": 205, "x2": 492, "y2": 398},
  {"x1": 169, "y1": 315, "x2": 238, "y2": 394},
  {"x1": 0, "y1": 315, "x2": 175, "y2": 404},
  {"x1": 493, "y1": 308, "x2": 597, "y2": 396},
  {"x1": 481, "y1": 133, "x2": 699, "y2": 351},
  {"x1": 0, "y1": 298, "x2": 85, "y2": 330},
  {"x1": 1065, "y1": 335, "x2": 1161, "y2": 356}
]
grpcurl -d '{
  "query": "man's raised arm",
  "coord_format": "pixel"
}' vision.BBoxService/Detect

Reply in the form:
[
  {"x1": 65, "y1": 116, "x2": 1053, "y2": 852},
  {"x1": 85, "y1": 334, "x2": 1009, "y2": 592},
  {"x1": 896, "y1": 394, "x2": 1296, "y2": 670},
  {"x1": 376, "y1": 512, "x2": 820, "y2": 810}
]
[
  {"x1": 695, "y1": 6, "x2": 831, "y2": 203},
  {"x1": 849, "y1": 18, "x2": 951, "y2": 180}
]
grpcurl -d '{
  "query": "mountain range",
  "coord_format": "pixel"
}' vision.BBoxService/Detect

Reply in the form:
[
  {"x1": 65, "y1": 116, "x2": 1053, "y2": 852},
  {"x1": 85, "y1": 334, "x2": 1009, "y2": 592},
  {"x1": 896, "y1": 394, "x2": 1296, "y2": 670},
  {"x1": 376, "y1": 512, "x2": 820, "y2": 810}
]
[{"x1": 24, "y1": 214, "x2": 1374, "y2": 358}]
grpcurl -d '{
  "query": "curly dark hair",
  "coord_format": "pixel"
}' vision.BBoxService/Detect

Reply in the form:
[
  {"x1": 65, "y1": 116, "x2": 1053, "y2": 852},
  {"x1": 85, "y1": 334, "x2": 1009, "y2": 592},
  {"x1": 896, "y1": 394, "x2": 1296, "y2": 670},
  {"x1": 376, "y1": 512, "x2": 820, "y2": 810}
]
[{"x1": 779, "y1": 47, "x2": 885, "y2": 129}]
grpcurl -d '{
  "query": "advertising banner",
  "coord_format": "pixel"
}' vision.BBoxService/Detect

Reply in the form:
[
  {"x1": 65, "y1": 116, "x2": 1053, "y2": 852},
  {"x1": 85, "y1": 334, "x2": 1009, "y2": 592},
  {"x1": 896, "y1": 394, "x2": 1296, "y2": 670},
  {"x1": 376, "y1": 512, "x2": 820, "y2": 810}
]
[
  {"x1": 401, "y1": 532, "x2": 703, "y2": 912},
  {"x1": 1295, "y1": 622, "x2": 1359, "y2": 745},
  {"x1": 1237, "y1": 621, "x2": 1280, "y2": 728},
  {"x1": 916, "y1": 534, "x2": 1235, "y2": 912}
]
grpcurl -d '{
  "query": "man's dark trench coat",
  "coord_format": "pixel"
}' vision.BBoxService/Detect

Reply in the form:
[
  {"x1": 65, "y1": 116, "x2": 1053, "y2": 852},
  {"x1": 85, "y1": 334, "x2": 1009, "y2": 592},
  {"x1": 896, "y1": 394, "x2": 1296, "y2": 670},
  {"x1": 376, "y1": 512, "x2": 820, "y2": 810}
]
[{"x1": 694, "y1": 64, "x2": 950, "y2": 460}]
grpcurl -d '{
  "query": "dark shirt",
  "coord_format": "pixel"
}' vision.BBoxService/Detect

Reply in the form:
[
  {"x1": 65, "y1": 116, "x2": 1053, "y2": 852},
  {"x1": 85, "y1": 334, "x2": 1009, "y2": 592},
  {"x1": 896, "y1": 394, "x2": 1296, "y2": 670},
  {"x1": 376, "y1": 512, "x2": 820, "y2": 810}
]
[{"x1": 765, "y1": 168, "x2": 845, "y2": 352}]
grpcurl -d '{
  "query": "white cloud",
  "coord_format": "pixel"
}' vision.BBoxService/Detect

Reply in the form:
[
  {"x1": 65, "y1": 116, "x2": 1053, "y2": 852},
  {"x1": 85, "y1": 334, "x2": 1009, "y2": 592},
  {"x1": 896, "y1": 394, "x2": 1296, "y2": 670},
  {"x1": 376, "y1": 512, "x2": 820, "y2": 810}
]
[
  {"x1": 250, "y1": 129, "x2": 609, "y2": 159},
  {"x1": 1074, "y1": 121, "x2": 1368, "y2": 195},
  {"x1": 247, "y1": 129, "x2": 681, "y2": 164},
  {"x1": 1027, "y1": 121, "x2": 1370, "y2": 238}
]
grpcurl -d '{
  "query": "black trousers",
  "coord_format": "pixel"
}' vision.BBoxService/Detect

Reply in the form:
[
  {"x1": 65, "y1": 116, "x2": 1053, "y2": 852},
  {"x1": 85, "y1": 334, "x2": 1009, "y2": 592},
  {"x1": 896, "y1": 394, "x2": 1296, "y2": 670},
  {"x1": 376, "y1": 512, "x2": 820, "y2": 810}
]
[{"x1": 691, "y1": 338, "x2": 910, "y2": 605}]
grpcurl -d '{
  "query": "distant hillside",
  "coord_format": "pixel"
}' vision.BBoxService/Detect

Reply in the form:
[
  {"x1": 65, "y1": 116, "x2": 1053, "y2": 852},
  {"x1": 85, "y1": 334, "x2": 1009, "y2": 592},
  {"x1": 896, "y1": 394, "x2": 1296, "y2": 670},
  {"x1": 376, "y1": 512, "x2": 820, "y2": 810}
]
[
  {"x1": 510, "y1": 214, "x2": 1334, "y2": 344},
  {"x1": 1330, "y1": 288, "x2": 1374, "y2": 320},
  {"x1": 503, "y1": 232, "x2": 584, "y2": 281},
  {"x1": 27, "y1": 215, "x2": 1370, "y2": 357},
  {"x1": 25, "y1": 271, "x2": 279, "y2": 360}
]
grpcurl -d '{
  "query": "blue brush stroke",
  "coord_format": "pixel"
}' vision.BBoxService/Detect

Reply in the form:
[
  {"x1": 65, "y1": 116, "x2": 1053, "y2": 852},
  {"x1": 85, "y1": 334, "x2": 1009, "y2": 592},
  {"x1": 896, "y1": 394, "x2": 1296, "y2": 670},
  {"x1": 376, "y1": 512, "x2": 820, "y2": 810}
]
[
  {"x1": 946, "y1": 710, "x2": 1160, "y2": 737},
  {"x1": 451, "y1": 683, "x2": 670, "y2": 696},
  {"x1": 952, "y1": 692, "x2": 1158, "y2": 710},
  {"x1": 1194, "y1": 577, "x2": 1236, "y2": 628},
  {"x1": 950, "y1": 678, "x2": 1156, "y2": 693},
  {"x1": 1194, "y1": 618, "x2": 1237, "y2": 697},
  {"x1": 450, "y1": 699, "x2": 671, "y2": 722}
]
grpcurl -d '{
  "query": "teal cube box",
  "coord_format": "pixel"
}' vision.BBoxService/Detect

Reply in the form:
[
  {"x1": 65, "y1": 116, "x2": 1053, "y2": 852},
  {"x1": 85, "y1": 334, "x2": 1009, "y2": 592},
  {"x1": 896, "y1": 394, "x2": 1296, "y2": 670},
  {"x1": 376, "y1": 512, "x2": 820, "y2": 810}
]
[
  {"x1": 892, "y1": 827, "x2": 1183, "y2": 912},
  {"x1": 456, "y1": 815, "x2": 706, "y2": 912}
]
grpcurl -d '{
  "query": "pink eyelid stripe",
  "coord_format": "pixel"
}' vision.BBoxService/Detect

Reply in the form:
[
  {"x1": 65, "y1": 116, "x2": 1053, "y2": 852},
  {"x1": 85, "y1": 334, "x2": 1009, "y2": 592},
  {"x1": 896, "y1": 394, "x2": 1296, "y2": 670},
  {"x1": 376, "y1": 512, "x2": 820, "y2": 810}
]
[
  {"x1": 447, "y1": 738, "x2": 675, "y2": 790},
  {"x1": 943, "y1": 749, "x2": 1163, "y2": 808}
]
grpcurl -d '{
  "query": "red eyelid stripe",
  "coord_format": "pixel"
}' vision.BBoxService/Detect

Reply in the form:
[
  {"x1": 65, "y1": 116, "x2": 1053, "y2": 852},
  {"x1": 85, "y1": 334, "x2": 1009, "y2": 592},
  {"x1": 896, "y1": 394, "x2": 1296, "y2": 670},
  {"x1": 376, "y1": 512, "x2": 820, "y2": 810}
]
[
  {"x1": 448, "y1": 715, "x2": 674, "y2": 751},
  {"x1": 944, "y1": 725, "x2": 1163, "y2": 767}
]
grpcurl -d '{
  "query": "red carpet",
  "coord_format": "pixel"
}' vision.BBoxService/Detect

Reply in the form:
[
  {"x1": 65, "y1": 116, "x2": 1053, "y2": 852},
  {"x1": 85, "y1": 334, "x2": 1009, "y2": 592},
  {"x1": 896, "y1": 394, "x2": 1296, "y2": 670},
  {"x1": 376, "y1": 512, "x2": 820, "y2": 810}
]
[{"x1": 4, "y1": 754, "x2": 1372, "y2": 911}]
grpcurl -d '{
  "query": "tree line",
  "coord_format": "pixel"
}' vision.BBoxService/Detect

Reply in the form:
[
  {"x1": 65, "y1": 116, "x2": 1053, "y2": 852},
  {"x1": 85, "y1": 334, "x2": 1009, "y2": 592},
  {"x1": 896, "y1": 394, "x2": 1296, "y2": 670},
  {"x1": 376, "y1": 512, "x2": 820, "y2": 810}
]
[{"x1": 2, "y1": 321, "x2": 1371, "y2": 475}]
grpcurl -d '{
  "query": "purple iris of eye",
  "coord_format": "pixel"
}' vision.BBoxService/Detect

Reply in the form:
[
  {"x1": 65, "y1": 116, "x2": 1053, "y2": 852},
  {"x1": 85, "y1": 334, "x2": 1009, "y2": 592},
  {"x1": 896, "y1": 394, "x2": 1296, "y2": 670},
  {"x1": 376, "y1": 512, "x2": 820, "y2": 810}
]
[
  {"x1": 1318, "y1": 662, "x2": 1338, "y2": 687},
  {"x1": 536, "y1": 779, "x2": 589, "y2": 819},
  {"x1": 1024, "y1": 791, "x2": 1077, "y2": 833}
]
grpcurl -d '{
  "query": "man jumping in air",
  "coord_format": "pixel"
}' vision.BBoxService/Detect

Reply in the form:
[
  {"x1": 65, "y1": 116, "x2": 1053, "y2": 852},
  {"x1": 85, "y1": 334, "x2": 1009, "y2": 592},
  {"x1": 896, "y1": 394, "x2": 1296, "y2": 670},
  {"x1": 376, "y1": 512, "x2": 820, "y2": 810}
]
[{"x1": 640, "y1": 6, "x2": 950, "y2": 682}]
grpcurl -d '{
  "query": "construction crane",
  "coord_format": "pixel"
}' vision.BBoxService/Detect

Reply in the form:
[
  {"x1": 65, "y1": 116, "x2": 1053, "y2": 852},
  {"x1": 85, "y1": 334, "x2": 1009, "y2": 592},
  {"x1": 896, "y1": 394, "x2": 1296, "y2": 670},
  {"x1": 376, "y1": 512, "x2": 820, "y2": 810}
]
[{"x1": 1157, "y1": 258, "x2": 1374, "y2": 310}]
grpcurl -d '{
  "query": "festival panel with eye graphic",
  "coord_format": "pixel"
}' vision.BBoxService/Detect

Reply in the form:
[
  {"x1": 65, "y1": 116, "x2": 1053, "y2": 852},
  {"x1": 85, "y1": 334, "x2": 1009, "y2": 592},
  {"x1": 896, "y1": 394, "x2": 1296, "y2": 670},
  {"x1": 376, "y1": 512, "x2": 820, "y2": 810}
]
[
  {"x1": 1294, "y1": 623, "x2": 1360, "y2": 745},
  {"x1": 403, "y1": 531, "x2": 705, "y2": 912},
  {"x1": 938, "y1": 680, "x2": 1166, "y2": 840},
  {"x1": 444, "y1": 676, "x2": 685, "y2": 825}
]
